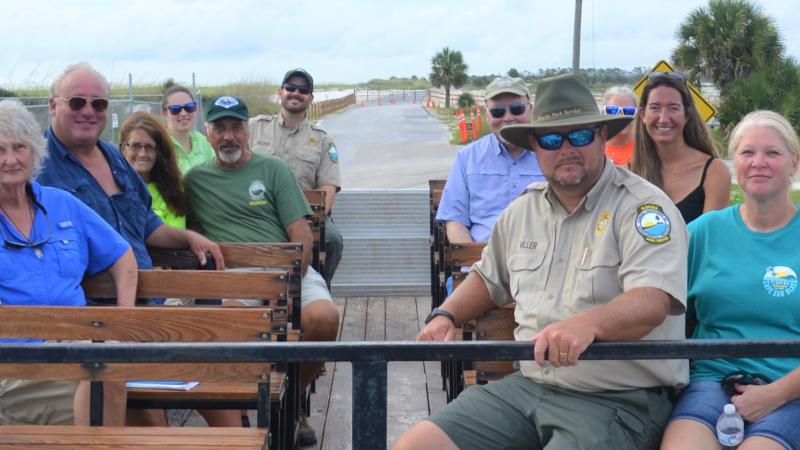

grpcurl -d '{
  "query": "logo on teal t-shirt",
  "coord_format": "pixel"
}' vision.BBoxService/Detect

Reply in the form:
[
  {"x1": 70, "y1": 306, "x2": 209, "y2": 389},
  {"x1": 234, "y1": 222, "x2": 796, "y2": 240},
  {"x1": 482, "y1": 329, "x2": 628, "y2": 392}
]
[{"x1": 762, "y1": 265, "x2": 798, "y2": 297}]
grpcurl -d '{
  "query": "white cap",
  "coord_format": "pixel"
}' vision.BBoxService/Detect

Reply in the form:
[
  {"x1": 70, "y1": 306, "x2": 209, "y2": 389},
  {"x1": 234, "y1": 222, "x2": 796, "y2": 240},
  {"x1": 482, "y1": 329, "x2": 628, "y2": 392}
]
[{"x1": 724, "y1": 404, "x2": 736, "y2": 414}]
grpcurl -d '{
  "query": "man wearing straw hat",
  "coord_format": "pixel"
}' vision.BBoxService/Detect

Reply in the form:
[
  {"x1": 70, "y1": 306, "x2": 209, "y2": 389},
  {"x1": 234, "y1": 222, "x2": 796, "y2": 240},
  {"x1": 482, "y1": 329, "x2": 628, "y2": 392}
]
[{"x1": 395, "y1": 73, "x2": 689, "y2": 450}]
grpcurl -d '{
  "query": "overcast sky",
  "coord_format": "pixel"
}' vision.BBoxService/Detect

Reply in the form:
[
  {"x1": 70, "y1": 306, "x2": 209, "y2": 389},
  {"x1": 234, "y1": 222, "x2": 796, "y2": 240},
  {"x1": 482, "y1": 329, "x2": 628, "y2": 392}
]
[{"x1": 3, "y1": 0, "x2": 799, "y2": 88}]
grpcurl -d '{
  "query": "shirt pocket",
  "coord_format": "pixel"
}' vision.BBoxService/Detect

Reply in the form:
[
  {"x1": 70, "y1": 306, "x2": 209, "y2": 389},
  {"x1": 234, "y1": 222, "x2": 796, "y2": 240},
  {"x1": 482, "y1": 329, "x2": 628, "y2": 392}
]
[
  {"x1": 508, "y1": 250, "x2": 548, "y2": 306},
  {"x1": 570, "y1": 247, "x2": 621, "y2": 313},
  {"x1": 53, "y1": 229, "x2": 85, "y2": 279},
  {"x1": 295, "y1": 149, "x2": 321, "y2": 186}
]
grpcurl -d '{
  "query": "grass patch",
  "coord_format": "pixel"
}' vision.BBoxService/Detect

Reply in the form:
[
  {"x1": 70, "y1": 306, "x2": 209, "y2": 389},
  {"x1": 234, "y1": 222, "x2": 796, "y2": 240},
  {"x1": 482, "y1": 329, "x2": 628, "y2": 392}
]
[{"x1": 730, "y1": 184, "x2": 800, "y2": 204}]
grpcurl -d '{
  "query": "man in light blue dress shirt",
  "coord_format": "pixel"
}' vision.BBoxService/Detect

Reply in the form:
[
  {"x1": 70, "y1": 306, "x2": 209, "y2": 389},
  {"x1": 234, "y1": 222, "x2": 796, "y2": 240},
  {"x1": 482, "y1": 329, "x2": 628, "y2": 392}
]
[{"x1": 436, "y1": 76, "x2": 545, "y2": 244}]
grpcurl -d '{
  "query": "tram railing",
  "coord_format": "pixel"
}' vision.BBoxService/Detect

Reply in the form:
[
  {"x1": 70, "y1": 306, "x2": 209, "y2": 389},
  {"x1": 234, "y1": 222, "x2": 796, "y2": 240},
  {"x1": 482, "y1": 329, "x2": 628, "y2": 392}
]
[{"x1": 1, "y1": 339, "x2": 798, "y2": 450}]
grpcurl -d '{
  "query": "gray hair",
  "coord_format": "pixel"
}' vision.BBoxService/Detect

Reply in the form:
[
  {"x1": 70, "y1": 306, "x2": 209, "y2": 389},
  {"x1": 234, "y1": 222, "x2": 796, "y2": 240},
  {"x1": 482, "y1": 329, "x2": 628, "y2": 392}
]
[
  {"x1": 50, "y1": 62, "x2": 110, "y2": 97},
  {"x1": 729, "y1": 110, "x2": 800, "y2": 158},
  {"x1": 0, "y1": 100, "x2": 48, "y2": 177},
  {"x1": 602, "y1": 85, "x2": 637, "y2": 106}
]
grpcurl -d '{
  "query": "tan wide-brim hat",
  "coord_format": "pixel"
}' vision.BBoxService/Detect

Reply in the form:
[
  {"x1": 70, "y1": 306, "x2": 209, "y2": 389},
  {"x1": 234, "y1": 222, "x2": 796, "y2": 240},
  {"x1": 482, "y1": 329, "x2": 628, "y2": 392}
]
[{"x1": 500, "y1": 73, "x2": 633, "y2": 149}]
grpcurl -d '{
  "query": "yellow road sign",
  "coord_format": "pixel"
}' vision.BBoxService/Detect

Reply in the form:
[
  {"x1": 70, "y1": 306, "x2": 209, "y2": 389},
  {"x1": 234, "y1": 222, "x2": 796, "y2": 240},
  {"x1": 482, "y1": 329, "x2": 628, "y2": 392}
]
[{"x1": 633, "y1": 60, "x2": 716, "y2": 122}]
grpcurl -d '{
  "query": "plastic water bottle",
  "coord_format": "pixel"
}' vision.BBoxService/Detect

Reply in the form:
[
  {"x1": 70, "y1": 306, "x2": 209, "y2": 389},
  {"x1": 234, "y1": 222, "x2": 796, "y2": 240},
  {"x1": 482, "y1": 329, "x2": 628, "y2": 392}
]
[{"x1": 716, "y1": 403, "x2": 744, "y2": 447}]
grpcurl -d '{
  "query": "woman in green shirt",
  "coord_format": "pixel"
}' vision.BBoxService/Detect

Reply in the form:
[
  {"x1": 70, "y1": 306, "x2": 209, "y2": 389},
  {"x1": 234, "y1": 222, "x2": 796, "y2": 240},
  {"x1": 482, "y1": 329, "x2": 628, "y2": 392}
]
[
  {"x1": 161, "y1": 85, "x2": 216, "y2": 174},
  {"x1": 120, "y1": 112, "x2": 188, "y2": 229}
]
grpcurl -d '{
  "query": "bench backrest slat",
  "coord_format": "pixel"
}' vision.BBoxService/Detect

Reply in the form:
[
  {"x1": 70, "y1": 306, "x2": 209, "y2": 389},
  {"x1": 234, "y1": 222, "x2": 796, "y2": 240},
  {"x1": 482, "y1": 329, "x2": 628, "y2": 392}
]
[{"x1": 0, "y1": 362, "x2": 270, "y2": 383}]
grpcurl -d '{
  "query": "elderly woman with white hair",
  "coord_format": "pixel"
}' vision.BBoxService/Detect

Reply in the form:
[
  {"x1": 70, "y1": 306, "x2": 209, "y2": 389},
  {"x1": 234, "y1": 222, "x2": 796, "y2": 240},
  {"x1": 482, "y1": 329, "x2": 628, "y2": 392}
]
[
  {"x1": 661, "y1": 110, "x2": 800, "y2": 450},
  {"x1": 0, "y1": 99, "x2": 136, "y2": 426}
]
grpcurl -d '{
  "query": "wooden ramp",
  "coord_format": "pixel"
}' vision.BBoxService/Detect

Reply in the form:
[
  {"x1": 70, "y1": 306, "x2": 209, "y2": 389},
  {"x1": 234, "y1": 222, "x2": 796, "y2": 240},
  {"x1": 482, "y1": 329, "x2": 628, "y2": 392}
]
[{"x1": 177, "y1": 296, "x2": 446, "y2": 449}]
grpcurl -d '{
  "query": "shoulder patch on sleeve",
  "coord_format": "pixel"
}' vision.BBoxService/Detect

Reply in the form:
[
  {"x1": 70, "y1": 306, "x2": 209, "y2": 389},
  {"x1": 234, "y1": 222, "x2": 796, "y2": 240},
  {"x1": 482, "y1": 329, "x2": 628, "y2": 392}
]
[
  {"x1": 327, "y1": 143, "x2": 339, "y2": 163},
  {"x1": 635, "y1": 203, "x2": 672, "y2": 244}
]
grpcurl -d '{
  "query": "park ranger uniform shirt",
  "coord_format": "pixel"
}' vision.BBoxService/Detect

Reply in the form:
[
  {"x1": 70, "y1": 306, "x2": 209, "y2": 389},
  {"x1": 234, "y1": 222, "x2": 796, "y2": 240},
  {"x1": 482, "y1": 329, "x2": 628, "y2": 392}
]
[
  {"x1": 472, "y1": 160, "x2": 690, "y2": 392},
  {"x1": 248, "y1": 113, "x2": 341, "y2": 191}
]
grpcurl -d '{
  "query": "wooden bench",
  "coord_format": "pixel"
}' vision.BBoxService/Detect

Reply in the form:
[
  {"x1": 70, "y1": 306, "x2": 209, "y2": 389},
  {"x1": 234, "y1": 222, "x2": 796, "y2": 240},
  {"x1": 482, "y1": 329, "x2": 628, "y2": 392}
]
[
  {"x1": 304, "y1": 189, "x2": 327, "y2": 277},
  {"x1": 0, "y1": 302, "x2": 275, "y2": 449},
  {"x1": 428, "y1": 179, "x2": 447, "y2": 310},
  {"x1": 147, "y1": 243, "x2": 304, "y2": 449}
]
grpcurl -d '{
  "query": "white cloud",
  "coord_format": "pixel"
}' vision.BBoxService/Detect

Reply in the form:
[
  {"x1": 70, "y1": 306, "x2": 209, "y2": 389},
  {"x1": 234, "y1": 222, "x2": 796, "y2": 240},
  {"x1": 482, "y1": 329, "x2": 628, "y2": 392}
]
[{"x1": 2, "y1": 0, "x2": 798, "y2": 88}]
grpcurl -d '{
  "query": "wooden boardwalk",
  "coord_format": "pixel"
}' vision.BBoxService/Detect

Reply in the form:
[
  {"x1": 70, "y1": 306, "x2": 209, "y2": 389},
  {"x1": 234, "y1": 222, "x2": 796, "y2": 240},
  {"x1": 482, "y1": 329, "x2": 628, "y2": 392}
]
[{"x1": 178, "y1": 296, "x2": 445, "y2": 449}]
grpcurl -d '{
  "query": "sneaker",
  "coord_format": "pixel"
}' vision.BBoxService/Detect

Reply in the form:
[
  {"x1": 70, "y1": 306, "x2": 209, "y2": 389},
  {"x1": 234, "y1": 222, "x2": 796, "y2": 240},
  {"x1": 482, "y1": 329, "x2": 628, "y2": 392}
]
[{"x1": 298, "y1": 413, "x2": 317, "y2": 447}]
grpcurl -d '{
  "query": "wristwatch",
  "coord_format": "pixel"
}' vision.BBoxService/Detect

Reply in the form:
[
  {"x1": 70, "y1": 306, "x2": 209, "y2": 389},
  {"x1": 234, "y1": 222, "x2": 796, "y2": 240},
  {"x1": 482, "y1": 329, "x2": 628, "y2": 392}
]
[{"x1": 425, "y1": 308, "x2": 456, "y2": 325}]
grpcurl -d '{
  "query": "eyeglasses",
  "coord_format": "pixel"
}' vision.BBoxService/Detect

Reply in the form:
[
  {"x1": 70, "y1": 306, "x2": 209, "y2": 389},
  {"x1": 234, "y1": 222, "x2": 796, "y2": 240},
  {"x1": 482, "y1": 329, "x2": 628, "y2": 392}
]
[
  {"x1": 489, "y1": 103, "x2": 527, "y2": 119},
  {"x1": 56, "y1": 96, "x2": 109, "y2": 113},
  {"x1": 534, "y1": 127, "x2": 601, "y2": 151},
  {"x1": 648, "y1": 71, "x2": 687, "y2": 83},
  {"x1": 282, "y1": 83, "x2": 311, "y2": 95},
  {"x1": 721, "y1": 372, "x2": 770, "y2": 396},
  {"x1": 604, "y1": 105, "x2": 637, "y2": 116},
  {"x1": 1, "y1": 209, "x2": 51, "y2": 252},
  {"x1": 164, "y1": 102, "x2": 197, "y2": 115},
  {"x1": 125, "y1": 142, "x2": 157, "y2": 153}
]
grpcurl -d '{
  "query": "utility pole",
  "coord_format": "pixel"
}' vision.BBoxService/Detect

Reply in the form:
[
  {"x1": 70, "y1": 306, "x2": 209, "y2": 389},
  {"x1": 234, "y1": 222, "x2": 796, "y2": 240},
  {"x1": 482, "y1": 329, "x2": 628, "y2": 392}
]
[{"x1": 572, "y1": 0, "x2": 582, "y2": 74}]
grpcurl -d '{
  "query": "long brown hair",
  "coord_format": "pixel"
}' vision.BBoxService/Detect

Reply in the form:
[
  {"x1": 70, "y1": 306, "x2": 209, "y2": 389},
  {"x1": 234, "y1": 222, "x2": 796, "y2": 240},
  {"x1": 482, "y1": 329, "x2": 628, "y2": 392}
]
[
  {"x1": 630, "y1": 75, "x2": 717, "y2": 188},
  {"x1": 120, "y1": 111, "x2": 189, "y2": 216}
]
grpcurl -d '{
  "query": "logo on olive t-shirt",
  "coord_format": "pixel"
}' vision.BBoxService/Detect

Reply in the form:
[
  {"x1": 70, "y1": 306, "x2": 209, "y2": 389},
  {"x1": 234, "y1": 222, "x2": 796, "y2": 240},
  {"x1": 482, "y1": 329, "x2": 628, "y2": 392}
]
[{"x1": 248, "y1": 180, "x2": 267, "y2": 206}]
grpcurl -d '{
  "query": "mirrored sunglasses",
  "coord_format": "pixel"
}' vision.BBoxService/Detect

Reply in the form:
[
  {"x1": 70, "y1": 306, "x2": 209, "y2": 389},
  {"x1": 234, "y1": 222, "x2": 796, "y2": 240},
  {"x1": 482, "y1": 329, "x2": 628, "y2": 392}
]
[
  {"x1": 57, "y1": 96, "x2": 109, "y2": 113},
  {"x1": 604, "y1": 105, "x2": 637, "y2": 116},
  {"x1": 165, "y1": 102, "x2": 197, "y2": 115},
  {"x1": 283, "y1": 83, "x2": 311, "y2": 95},
  {"x1": 489, "y1": 103, "x2": 527, "y2": 119},
  {"x1": 534, "y1": 127, "x2": 600, "y2": 151}
]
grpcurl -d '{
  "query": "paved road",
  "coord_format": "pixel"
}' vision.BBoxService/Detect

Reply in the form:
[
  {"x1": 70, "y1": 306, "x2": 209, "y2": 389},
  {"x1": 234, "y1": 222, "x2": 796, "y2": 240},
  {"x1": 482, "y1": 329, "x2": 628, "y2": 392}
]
[{"x1": 318, "y1": 104, "x2": 457, "y2": 188}]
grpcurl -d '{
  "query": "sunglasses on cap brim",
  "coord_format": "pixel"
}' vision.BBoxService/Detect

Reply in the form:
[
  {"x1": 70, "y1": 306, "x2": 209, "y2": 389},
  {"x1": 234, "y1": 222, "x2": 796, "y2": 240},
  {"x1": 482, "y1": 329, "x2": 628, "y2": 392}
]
[
  {"x1": 57, "y1": 96, "x2": 109, "y2": 113},
  {"x1": 165, "y1": 102, "x2": 197, "y2": 115},
  {"x1": 532, "y1": 126, "x2": 601, "y2": 151}
]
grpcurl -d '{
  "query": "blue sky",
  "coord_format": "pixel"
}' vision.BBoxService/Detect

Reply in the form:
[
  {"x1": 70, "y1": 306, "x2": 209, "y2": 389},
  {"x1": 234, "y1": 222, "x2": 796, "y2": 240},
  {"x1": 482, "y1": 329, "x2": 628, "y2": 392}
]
[{"x1": 3, "y1": 0, "x2": 799, "y2": 88}]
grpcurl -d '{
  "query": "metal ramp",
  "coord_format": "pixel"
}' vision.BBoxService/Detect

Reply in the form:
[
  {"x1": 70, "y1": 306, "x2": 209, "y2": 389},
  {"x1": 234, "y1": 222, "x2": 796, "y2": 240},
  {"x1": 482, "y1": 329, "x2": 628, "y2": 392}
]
[{"x1": 330, "y1": 189, "x2": 430, "y2": 297}]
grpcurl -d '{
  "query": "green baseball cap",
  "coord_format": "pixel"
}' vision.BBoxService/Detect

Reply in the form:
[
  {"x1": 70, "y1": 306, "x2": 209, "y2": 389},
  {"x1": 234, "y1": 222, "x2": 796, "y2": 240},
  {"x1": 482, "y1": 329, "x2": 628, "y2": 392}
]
[
  {"x1": 282, "y1": 68, "x2": 314, "y2": 93},
  {"x1": 205, "y1": 95, "x2": 249, "y2": 122},
  {"x1": 500, "y1": 73, "x2": 632, "y2": 149},
  {"x1": 484, "y1": 76, "x2": 531, "y2": 100}
]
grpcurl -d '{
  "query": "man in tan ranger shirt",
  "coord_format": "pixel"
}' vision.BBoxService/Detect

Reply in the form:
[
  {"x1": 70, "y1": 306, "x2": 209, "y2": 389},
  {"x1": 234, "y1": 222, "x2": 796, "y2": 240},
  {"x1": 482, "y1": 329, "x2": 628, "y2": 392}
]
[
  {"x1": 395, "y1": 74, "x2": 689, "y2": 450},
  {"x1": 249, "y1": 68, "x2": 342, "y2": 288}
]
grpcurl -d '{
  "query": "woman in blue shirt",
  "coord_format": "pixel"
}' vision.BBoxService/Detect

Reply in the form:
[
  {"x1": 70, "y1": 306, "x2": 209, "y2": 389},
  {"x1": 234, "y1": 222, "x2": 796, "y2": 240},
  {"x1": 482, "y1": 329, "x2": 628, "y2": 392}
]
[
  {"x1": 0, "y1": 100, "x2": 136, "y2": 427},
  {"x1": 661, "y1": 111, "x2": 800, "y2": 450}
]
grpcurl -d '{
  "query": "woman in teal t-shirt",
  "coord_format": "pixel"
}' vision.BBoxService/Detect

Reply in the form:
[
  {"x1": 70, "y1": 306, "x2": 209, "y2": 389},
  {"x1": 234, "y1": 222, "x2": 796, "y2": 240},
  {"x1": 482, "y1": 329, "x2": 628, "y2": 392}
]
[
  {"x1": 120, "y1": 112, "x2": 188, "y2": 228},
  {"x1": 661, "y1": 111, "x2": 800, "y2": 450},
  {"x1": 161, "y1": 85, "x2": 216, "y2": 174}
]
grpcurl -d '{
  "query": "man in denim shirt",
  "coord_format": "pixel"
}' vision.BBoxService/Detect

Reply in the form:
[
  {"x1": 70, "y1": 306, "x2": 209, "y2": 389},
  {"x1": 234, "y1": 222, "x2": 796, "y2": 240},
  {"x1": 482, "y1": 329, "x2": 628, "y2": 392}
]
[
  {"x1": 436, "y1": 76, "x2": 545, "y2": 244},
  {"x1": 38, "y1": 63, "x2": 222, "y2": 272}
]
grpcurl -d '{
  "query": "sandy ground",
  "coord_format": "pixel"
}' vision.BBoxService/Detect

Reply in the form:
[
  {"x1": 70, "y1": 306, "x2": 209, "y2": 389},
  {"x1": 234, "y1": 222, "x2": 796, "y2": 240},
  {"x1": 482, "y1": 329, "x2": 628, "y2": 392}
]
[{"x1": 318, "y1": 104, "x2": 458, "y2": 188}]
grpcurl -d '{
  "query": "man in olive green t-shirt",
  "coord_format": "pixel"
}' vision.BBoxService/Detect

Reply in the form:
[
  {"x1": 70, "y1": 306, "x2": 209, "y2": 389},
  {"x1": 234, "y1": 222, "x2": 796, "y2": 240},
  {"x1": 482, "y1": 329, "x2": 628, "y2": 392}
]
[{"x1": 184, "y1": 95, "x2": 339, "y2": 447}]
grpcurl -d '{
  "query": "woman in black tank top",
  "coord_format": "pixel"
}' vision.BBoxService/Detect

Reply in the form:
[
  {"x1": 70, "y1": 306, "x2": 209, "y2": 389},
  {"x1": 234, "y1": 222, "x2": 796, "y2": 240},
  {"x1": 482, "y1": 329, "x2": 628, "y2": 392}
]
[{"x1": 629, "y1": 73, "x2": 731, "y2": 223}]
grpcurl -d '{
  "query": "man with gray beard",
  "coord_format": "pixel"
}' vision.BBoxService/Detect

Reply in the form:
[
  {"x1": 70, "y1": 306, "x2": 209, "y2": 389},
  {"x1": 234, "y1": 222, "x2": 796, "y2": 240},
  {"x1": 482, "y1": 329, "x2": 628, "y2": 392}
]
[{"x1": 184, "y1": 96, "x2": 340, "y2": 446}]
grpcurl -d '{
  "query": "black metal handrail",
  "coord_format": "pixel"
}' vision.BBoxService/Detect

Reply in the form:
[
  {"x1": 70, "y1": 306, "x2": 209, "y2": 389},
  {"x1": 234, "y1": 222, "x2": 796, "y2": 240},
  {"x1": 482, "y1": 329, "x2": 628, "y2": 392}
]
[{"x1": 1, "y1": 339, "x2": 799, "y2": 450}]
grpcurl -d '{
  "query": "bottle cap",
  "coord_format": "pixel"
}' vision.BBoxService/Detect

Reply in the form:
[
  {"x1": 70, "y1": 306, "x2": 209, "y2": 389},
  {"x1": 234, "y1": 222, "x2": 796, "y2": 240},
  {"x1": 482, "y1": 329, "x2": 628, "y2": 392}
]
[{"x1": 724, "y1": 404, "x2": 736, "y2": 414}]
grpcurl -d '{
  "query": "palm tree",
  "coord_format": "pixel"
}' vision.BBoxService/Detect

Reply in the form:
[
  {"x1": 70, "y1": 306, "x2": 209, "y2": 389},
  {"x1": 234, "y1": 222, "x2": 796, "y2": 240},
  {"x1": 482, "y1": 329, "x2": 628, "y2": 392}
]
[
  {"x1": 430, "y1": 47, "x2": 468, "y2": 108},
  {"x1": 718, "y1": 57, "x2": 800, "y2": 139},
  {"x1": 672, "y1": 0, "x2": 784, "y2": 93}
]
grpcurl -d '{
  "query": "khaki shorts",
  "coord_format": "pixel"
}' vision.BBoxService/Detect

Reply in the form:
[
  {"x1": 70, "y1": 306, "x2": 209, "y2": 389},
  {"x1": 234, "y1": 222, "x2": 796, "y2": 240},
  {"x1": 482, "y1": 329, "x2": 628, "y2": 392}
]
[
  {"x1": 0, "y1": 379, "x2": 76, "y2": 425},
  {"x1": 429, "y1": 371, "x2": 672, "y2": 450}
]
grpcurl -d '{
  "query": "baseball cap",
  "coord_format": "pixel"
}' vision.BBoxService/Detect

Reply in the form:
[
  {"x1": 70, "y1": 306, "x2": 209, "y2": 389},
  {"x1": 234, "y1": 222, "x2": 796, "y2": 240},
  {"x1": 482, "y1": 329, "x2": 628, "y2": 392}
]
[
  {"x1": 484, "y1": 76, "x2": 531, "y2": 100},
  {"x1": 205, "y1": 96, "x2": 249, "y2": 122},
  {"x1": 282, "y1": 68, "x2": 314, "y2": 93}
]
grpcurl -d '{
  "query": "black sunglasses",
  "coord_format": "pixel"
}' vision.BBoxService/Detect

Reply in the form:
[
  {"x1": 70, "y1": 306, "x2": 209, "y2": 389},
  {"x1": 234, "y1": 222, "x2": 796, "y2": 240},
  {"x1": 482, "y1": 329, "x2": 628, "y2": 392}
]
[
  {"x1": 721, "y1": 371, "x2": 770, "y2": 397},
  {"x1": 1, "y1": 208, "x2": 52, "y2": 255},
  {"x1": 165, "y1": 102, "x2": 197, "y2": 115},
  {"x1": 648, "y1": 71, "x2": 687, "y2": 83},
  {"x1": 57, "y1": 96, "x2": 109, "y2": 113},
  {"x1": 489, "y1": 102, "x2": 527, "y2": 119},
  {"x1": 534, "y1": 127, "x2": 601, "y2": 151},
  {"x1": 283, "y1": 83, "x2": 311, "y2": 95}
]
